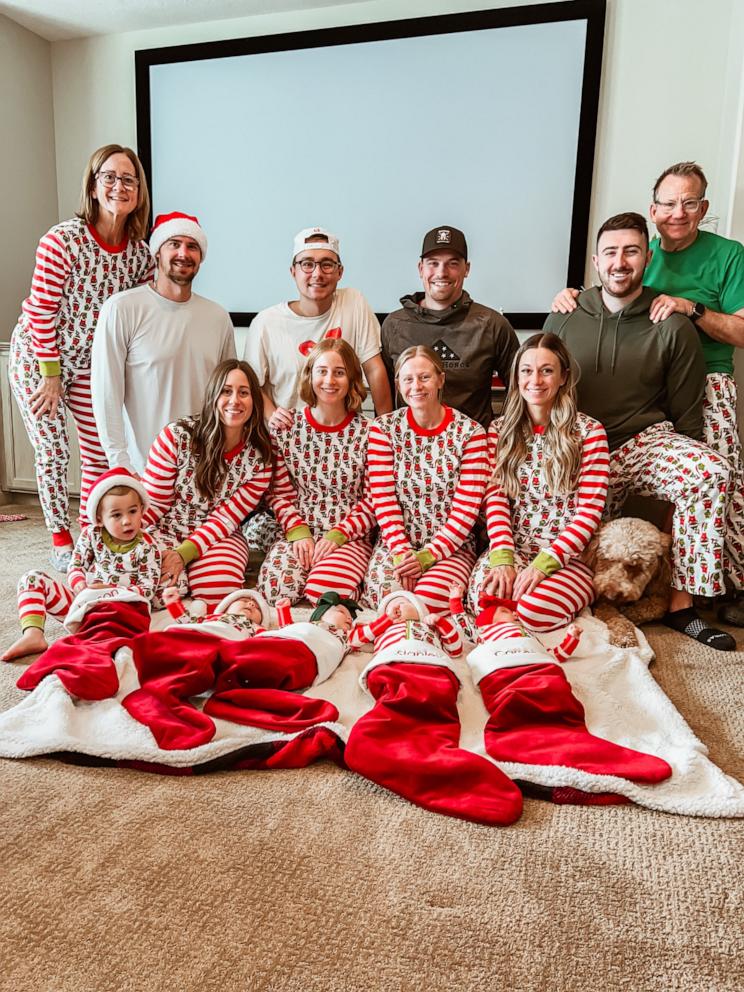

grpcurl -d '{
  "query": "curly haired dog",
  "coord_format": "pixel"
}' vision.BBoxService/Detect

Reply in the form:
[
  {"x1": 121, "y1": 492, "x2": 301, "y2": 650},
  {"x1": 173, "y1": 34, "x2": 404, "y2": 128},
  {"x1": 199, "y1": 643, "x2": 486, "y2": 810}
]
[{"x1": 582, "y1": 518, "x2": 672, "y2": 648}]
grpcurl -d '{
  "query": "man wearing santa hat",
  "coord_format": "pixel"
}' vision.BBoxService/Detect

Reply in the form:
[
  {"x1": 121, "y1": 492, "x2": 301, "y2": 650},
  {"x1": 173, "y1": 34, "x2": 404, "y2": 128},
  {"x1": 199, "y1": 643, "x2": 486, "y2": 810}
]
[{"x1": 91, "y1": 212, "x2": 236, "y2": 475}]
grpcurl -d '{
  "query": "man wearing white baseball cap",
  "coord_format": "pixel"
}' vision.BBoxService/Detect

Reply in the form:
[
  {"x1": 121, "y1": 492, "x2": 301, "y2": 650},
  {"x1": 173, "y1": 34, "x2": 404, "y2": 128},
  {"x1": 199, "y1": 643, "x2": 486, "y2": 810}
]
[
  {"x1": 244, "y1": 226, "x2": 392, "y2": 429},
  {"x1": 91, "y1": 211, "x2": 236, "y2": 474}
]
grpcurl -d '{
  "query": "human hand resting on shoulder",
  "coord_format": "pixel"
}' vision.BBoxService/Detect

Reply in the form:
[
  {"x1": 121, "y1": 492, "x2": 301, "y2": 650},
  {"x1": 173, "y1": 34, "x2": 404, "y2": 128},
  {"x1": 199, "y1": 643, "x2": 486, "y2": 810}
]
[
  {"x1": 268, "y1": 407, "x2": 294, "y2": 431},
  {"x1": 550, "y1": 288, "x2": 579, "y2": 314}
]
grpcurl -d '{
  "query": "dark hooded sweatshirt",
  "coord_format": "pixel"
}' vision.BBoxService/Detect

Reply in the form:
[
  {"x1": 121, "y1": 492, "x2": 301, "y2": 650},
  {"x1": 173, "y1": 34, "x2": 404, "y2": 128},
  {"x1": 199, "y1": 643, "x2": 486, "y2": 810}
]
[
  {"x1": 380, "y1": 291, "x2": 518, "y2": 428},
  {"x1": 543, "y1": 286, "x2": 705, "y2": 451}
]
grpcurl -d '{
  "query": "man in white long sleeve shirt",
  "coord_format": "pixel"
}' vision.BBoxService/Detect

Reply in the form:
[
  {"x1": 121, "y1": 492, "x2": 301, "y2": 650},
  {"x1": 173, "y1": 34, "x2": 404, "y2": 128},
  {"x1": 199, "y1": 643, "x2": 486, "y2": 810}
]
[{"x1": 91, "y1": 211, "x2": 235, "y2": 474}]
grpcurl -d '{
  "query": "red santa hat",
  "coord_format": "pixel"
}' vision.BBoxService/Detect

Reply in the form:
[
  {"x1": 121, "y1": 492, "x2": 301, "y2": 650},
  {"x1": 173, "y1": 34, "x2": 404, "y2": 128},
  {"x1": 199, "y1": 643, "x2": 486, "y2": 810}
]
[
  {"x1": 87, "y1": 468, "x2": 149, "y2": 525},
  {"x1": 215, "y1": 588, "x2": 271, "y2": 627},
  {"x1": 378, "y1": 589, "x2": 428, "y2": 621},
  {"x1": 149, "y1": 211, "x2": 208, "y2": 259}
]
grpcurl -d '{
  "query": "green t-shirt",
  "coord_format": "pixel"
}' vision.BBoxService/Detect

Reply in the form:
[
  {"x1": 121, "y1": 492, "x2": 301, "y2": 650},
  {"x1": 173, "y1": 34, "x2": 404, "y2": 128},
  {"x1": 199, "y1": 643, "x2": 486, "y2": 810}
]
[{"x1": 644, "y1": 230, "x2": 744, "y2": 374}]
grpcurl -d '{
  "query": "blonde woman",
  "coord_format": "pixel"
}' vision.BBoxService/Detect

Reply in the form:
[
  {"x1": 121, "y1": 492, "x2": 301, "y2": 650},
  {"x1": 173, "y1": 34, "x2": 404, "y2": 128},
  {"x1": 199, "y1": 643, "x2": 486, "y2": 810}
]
[
  {"x1": 257, "y1": 338, "x2": 376, "y2": 604},
  {"x1": 9, "y1": 144, "x2": 153, "y2": 570},
  {"x1": 364, "y1": 345, "x2": 488, "y2": 612},
  {"x1": 468, "y1": 333, "x2": 609, "y2": 630}
]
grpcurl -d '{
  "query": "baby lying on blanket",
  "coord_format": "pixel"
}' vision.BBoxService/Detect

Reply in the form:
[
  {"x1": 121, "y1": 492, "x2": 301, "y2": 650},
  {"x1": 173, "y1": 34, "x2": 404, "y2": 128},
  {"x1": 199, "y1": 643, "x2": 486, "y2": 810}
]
[
  {"x1": 163, "y1": 586, "x2": 274, "y2": 637},
  {"x1": 465, "y1": 592, "x2": 673, "y2": 785},
  {"x1": 344, "y1": 587, "x2": 525, "y2": 827},
  {"x1": 122, "y1": 590, "x2": 364, "y2": 750}
]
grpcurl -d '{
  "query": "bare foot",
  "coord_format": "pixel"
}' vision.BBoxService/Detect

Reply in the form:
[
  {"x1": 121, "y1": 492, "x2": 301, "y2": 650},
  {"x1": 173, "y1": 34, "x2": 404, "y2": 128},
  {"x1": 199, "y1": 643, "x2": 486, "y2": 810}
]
[{"x1": 2, "y1": 628, "x2": 48, "y2": 662}]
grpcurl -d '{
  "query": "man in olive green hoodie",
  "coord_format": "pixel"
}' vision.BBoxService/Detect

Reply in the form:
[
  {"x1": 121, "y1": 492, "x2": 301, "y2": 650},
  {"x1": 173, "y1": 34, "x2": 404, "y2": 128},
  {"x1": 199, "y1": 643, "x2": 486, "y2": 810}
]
[{"x1": 544, "y1": 212, "x2": 735, "y2": 651}]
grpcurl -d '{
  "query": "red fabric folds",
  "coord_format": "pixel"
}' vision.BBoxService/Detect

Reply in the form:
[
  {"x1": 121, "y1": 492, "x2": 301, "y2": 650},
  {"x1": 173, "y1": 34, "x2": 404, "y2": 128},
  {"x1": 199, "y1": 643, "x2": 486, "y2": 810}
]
[
  {"x1": 123, "y1": 629, "x2": 326, "y2": 753},
  {"x1": 345, "y1": 662, "x2": 523, "y2": 826},
  {"x1": 123, "y1": 628, "x2": 223, "y2": 750},
  {"x1": 16, "y1": 601, "x2": 150, "y2": 700},
  {"x1": 214, "y1": 635, "x2": 318, "y2": 692},
  {"x1": 479, "y1": 662, "x2": 673, "y2": 783},
  {"x1": 204, "y1": 688, "x2": 339, "y2": 732}
]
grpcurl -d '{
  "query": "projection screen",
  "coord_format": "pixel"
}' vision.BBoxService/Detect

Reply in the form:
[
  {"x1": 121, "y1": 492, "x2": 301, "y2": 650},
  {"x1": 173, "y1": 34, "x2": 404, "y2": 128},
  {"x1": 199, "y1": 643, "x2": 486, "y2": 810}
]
[{"x1": 136, "y1": 1, "x2": 605, "y2": 326}]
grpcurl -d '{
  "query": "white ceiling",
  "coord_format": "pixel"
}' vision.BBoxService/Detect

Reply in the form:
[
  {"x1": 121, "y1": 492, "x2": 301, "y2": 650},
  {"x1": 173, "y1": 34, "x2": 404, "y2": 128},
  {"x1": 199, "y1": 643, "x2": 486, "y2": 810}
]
[{"x1": 0, "y1": 0, "x2": 371, "y2": 42}]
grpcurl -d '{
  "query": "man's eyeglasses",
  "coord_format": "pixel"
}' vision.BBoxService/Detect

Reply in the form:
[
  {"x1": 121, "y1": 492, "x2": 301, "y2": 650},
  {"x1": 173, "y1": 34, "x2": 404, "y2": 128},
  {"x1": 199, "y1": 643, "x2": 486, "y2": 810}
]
[
  {"x1": 653, "y1": 197, "x2": 704, "y2": 215},
  {"x1": 96, "y1": 171, "x2": 140, "y2": 190},
  {"x1": 295, "y1": 259, "x2": 340, "y2": 274}
]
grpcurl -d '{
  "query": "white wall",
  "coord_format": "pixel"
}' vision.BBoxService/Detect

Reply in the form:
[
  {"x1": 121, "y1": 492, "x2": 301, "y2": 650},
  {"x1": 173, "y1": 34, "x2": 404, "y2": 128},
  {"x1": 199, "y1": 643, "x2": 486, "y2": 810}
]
[{"x1": 0, "y1": 14, "x2": 57, "y2": 341}]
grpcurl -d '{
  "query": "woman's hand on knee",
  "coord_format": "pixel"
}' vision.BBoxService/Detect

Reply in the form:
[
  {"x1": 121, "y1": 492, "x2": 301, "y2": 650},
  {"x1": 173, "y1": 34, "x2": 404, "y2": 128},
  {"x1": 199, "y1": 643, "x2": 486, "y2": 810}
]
[
  {"x1": 311, "y1": 538, "x2": 336, "y2": 565},
  {"x1": 160, "y1": 550, "x2": 185, "y2": 585},
  {"x1": 481, "y1": 565, "x2": 516, "y2": 599},
  {"x1": 513, "y1": 565, "x2": 544, "y2": 601},
  {"x1": 292, "y1": 537, "x2": 315, "y2": 570},
  {"x1": 393, "y1": 550, "x2": 422, "y2": 581},
  {"x1": 30, "y1": 375, "x2": 63, "y2": 420}
]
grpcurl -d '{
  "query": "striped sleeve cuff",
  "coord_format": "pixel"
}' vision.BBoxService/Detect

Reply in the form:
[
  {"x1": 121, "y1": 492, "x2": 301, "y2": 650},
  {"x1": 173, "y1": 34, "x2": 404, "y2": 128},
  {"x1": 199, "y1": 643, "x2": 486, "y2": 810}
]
[
  {"x1": 488, "y1": 548, "x2": 515, "y2": 567},
  {"x1": 38, "y1": 360, "x2": 61, "y2": 377},
  {"x1": 324, "y1": 529, "x2": 348, "y2": 547}
]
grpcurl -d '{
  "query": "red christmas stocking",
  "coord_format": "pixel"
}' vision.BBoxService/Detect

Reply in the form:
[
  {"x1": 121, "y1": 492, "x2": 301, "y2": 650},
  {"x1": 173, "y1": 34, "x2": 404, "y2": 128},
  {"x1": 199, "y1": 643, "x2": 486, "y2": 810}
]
[
  {"x1": 17, "y1": 601, "x2": 150, "y2": 700},
  {"x1": 204, "y1": 688, "x2": 339, "y2": 733},
  {"x1": 344, "y1": 662, "x2": 523, "y2": 826},
  {"x1": 477, "y1": 661, "x2": 672, "y2": 783},
  {"x1": 123, "y1": 629, "x2": 223, "y2": 750},
  {"x1": 214, "y1": 635, "x2": 319, "y2": 692}
]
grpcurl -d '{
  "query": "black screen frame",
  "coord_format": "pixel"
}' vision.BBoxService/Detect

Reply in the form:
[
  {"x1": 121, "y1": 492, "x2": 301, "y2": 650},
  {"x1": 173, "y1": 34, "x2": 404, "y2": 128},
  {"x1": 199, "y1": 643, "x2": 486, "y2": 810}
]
[{"x1": 135, "y1": 0, "x2": 606, "y2": 328}]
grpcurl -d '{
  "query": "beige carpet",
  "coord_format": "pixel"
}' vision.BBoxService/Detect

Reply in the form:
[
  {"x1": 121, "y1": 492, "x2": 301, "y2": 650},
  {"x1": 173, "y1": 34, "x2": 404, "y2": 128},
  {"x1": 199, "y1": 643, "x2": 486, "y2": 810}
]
[{"x1": 1, "y1": 503, "x2": 743, "y2": 992}]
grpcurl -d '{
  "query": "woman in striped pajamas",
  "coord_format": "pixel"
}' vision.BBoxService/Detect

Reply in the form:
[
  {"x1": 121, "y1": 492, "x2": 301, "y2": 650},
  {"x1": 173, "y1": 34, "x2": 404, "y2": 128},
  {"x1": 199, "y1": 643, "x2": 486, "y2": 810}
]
[
  {"x1": 257, "y1": 339, "x2": 375, "y2": 605},
  {"x1": 468, "y1": 333, "x2": 609, "y2": 631},
  {"x1": 363, "y1": 344, "x2": 489, "y2": 612},
  {"x1": 143, "y1": 360, "x2": 275, "y2": 606},
  {"x1": 8, "y1": 144, "x2": 153, "y2": 570}
]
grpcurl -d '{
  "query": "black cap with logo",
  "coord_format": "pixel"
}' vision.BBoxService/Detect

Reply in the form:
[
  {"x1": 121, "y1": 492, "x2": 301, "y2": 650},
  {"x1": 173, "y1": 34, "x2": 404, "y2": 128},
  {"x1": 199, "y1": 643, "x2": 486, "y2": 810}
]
[{"x1": 420, "y1": 226, "x2": 468, "y2": 261}]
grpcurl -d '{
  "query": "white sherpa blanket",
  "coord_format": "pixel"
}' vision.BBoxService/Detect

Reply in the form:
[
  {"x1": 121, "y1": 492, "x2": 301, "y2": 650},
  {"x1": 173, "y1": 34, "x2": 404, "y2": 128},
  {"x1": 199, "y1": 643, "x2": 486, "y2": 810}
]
[{"x1": 0, "y1": 611, "x2": 742, "y2": 817}]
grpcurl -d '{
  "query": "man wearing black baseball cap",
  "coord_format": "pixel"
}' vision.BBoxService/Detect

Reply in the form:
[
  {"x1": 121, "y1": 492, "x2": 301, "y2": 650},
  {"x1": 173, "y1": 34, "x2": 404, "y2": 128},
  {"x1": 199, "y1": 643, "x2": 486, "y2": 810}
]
[{"x1": 380, "y1": 225, "x2": 518, "y2": 427}]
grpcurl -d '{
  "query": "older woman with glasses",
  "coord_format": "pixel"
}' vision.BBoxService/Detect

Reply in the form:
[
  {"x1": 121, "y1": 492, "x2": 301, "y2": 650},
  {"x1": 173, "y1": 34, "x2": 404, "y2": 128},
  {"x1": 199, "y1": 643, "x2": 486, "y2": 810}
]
[{"x1": 9, "y1": 144, "x2": 153, "y2": 572}]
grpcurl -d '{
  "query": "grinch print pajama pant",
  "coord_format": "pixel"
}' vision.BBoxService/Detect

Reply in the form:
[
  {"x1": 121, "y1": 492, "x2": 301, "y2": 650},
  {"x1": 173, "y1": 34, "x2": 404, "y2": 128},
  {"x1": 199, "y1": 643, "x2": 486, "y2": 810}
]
[
  {"x1": 257, "y1": 538, "x2": 373, "y2": 605},
  {"x1": 703, "y1": 373, "x2": 744, "y2": 591},
  {"x1": 361, "y1": 541, "x2": 477, "y2": 613},
  {"x1": 17, "y1": 570, "x2": 76, "y2": 628},
  {"x1": 605, "y1": 422, "x2": 730, "y2": 597},
  {"x1": 468, "y1": 552, "x2": 595, "y2": 632},
  {"x1": 9, "y1": 337, "x2": 108, "y2": 534}
]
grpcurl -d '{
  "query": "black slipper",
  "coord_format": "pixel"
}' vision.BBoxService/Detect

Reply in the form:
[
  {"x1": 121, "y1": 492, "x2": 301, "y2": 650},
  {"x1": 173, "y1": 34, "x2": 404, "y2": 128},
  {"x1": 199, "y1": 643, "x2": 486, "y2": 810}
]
[{"x1": 662, "y1": 608, "x2": 736, "y2": 652}]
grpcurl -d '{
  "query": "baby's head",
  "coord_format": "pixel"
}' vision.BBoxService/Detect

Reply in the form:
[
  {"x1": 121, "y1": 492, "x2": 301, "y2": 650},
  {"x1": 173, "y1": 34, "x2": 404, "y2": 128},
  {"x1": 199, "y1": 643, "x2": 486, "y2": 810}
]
[
  {"x1": 98, "y1": 486, "x2": 145, "y2": 542},
  {"x1": 215, "y1": 589, "x2": 270, "y2": 627},
  {"x1": 309, "y1": 592, "x2": 361, "y2": 631},
  {"x1": 379, "y1": 590, "x2": 427, "y2": 623},
  {"x1": 88, "y1": 469, "x2": 149, "y2": 543},
  {"x1": 225, "y1": 596, "x2": 263, "y2": 623},
  {"x1": 477, "y1": 595, "x2": 519, "y2": 628}
]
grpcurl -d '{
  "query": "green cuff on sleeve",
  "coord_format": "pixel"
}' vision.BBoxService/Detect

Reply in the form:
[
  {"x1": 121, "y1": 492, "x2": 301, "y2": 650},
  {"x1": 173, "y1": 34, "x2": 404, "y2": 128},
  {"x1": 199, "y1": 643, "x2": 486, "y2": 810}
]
[
  {"x1": 20, "y1": 614, "x2": 45, "y2": 632},
  {"x1": 532, "y1": 550, "x2": 561, "y2": 577},
  {"x1": 324, "y1": 529, "x2": 348, "y2": 547},
  {"x1": 415, "y1": 549, "x2": 436, "y2": 573},
  {"x1": 287, "y1": 525, "x2": 312, "y2": 542},
  {"x1": 177, "y1": 540, "x2": 200, "y2": 565},
  {"x1": 38, "y1": 360, "x2": 61, "y2": 377},
  {"x1": 488, "y1": 548, "x2": 515, "y2": 568}
]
